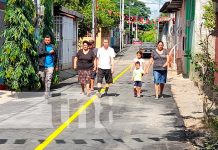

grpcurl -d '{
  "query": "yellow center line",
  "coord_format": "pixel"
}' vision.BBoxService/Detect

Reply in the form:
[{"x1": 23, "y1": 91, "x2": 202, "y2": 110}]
[{"x1": 35, "y1": 64, "x2": 131, "y2": 150}]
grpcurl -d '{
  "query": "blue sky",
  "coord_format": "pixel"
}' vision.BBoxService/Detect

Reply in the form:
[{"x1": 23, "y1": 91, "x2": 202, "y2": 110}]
[{"x1": 139, "y1": 0, "x2": 168, "y2": 18}]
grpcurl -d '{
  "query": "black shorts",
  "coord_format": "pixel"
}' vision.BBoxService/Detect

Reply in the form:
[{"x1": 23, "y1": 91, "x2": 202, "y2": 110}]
[
  {"x1": 90, "y1": 71, "x2": 97, "y2": 79},
  {"x1": 97, "y1": 68, "x2": 113, "y2": 84},
  {"x1": 134, "y1": 81, "x2": 142, "y2": 87}
]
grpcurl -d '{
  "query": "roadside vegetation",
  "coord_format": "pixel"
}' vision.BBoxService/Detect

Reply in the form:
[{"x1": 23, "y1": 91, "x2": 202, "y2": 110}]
[{"x1": 191, "y1": 0, "x2": 218, "y2": 149}]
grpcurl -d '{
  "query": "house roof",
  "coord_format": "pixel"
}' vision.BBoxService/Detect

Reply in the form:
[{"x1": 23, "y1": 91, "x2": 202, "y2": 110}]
[
  {"x1": 160, "y1": 0, "x2": 183, "y2": 13},
  {"x1": 54, "y1": 6, "x2": 84, "y2": 21}
]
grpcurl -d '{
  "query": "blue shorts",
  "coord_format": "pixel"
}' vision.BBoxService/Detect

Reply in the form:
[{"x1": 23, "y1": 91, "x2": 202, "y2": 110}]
[
  {"x1": 153, "y1": 70, "x2": 167, "y2": 84},
  {"x1": 134, "y1": 81, "x2": 142, "y2": 87}
]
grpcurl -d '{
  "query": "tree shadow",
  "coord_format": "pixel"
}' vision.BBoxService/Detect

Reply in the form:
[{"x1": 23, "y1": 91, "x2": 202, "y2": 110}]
[
  {"x1": 162, "y1": 94, "x2": 172, "y2": 98},
  {"x1": 101, "y1": 93, "x2": 120, "y2": 98},
  {"x1": 160, "y1": 112, "x2": 176, "y2": 116},
  {"x1": 52, "y1": 81, "x2": 78, "y2": 90},
  {"x1": 163, "y1": 130, "x2": 188, "y2": 142}
]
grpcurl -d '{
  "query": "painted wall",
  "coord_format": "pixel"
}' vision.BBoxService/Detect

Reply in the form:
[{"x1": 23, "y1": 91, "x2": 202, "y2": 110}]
[
  {"x1": 193, "y1": 0, "x2": 215, "y2": 58},
  {"x1": 189, "y1": 0, "x2": 215, "y2": 78}
]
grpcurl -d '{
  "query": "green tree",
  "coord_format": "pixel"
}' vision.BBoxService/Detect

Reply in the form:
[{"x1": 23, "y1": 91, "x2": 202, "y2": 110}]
[
  {"x1": 139, "y1": 29, "x2": 156, "y2": 43},
  {"x1": 111, "y1": 0, "x2": 150, "y2": 18},
  {"x1": 41, "y1": 0, "x2": 55, "y2": 43},
  {"x1": 203, "y1": 0, "x2": 215, "y2": 31},
  {"x1": 54, "y1": 0, "x2": 119, "y2": 37},
  {"x1": 0, "y1": 0, "x2": 40, "y2": 91},
  {"x1": 53, "y1": 0, "x2": 151, "y2": 37}
]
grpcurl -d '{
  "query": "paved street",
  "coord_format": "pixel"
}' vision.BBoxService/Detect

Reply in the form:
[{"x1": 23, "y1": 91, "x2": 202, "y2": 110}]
[{"x1": 0, "y1": 46, "x2": 193, "y2": 150}]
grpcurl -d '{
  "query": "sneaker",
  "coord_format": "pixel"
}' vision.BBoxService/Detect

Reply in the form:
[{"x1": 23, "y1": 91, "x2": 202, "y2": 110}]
[
  {"x1": 134, "y1": 94, "x2": 137, "y2": 97},
  {"x1": 96, "y1": 92, "x2": 102, "y2": 98},
  {"x1": 155, "y1": 96, "x2": 159, "y2": 100},
  {"x1": 137, "y1": 95, "x2": 141, "y2": 98}
]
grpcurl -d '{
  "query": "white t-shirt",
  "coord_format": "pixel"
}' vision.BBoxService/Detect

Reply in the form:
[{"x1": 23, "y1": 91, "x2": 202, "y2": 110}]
[
  {"x1": 97, "y1": 47, "x2": 115, "y2": 69},
  {"x1": 133, "y1": 58, "x2": 145, "y2": 70},
  {"x1": 133, "y1": 68, "x2": 144, "y2": 81}
]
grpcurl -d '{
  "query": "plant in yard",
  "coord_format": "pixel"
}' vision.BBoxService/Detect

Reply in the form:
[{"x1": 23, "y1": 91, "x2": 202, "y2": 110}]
[
  {"x1": 192, "y1": 1, "x2": 218, "y2": 148},
  {"x1": 0, "y1": 0, "x2": 40, "y2": 91},
  {"x1": 192, "y1": 0, "x2": 216, "y2": 113}
]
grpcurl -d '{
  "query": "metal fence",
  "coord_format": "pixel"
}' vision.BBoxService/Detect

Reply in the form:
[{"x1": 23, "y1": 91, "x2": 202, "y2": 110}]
[{"x1": 54, "y1": 16, "x2": 63, "y2": 70}]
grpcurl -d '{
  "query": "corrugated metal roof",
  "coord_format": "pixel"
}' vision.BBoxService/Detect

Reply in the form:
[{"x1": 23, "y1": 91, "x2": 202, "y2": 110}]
[{"x1": 54, "y1": 6, "x2": 84, "y2": 20}]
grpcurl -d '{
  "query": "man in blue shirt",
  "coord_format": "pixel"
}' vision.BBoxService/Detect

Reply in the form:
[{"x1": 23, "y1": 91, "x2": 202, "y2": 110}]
[{"x1": 38, "y1": 35, "x2": 58, "y2": 99}]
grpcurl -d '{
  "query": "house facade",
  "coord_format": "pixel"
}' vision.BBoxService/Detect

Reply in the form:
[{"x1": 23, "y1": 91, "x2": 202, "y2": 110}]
[
  {"x1": 54, "y1": 6, "x2": 83, "y2": 70},
  {"x1": 160, "y1": 0, "x2": 215, "y2": 77}
]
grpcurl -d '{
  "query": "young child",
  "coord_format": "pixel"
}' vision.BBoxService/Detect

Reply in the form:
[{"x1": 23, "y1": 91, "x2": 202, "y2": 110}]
[
  {"x1": 132, "y1": 61, "x2": 144, "y2": 98},
  {"x1": 131, "y1": 51, "x2": 145, "y2": 72}
]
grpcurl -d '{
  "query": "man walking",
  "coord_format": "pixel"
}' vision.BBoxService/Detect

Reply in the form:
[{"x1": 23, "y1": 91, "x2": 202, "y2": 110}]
[
  {"x1": 89, "y1": 40, "x2": 98, "y2": 93},
  {"x1": 96, "y1": 39, "x2": 115, "y2": 98},
  {"x1": 38, "y1": 35, "x2": 58, "y2": 99}
]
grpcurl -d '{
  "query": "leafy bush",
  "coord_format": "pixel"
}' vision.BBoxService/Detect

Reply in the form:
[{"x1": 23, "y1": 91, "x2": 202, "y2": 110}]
[{"x1": 0, "y1": 0, "x2": 40, "y2": 91}]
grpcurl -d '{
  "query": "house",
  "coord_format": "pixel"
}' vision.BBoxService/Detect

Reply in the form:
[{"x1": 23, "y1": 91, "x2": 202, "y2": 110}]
[
  {"x1": 81, "y1": 27, "x2": 120, "y2": 53},
  {"x1": 53, "y1": 6, "x2": 83, "y2": 70},
  {"x1": 159, "y1": 0, "x2": 184, "y2": 75},
  {"x1": 160, "y1": 0, "x2": 215, "y2": 77}
]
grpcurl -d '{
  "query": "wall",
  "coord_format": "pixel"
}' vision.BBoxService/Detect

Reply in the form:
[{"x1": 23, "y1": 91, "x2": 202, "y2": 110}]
[
  {"x1": 81, "y1": 28, "x2": 112, "y2": 49},
  {"x1": 194, "y1": 0, "x2": 215, "y2": 59},
  {"x1": 189, "y1": 0, "x2": 215, "y2": 78}
]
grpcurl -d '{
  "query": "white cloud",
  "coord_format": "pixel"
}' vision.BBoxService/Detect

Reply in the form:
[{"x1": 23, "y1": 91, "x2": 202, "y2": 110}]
[{"x1": 139, "y1": 0, "x2": 169, "y2": 19}]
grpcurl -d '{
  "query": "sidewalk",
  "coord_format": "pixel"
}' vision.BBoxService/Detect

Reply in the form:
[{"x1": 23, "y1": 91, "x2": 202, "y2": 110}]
[{"x1": 168, "y1": 69, "x2": 205, "y2": 148}]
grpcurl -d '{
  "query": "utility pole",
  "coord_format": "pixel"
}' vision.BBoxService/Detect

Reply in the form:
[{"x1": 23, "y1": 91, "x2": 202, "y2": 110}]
[
  {"x1": 122, "y1": 0, "x2": 125, "y2": 48},
  {"x1": 157, "y1": 0, "x2": 160, "y2": 41},
  {"x1": 92, "y1": 0, "x2": 95, "y2": 38},
  {"x1": 119, "y1": 0, "x2": 122, "y2": 52},
  {"x1": 136, "y1": 13, "x2": 138, "y2": 40}
]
